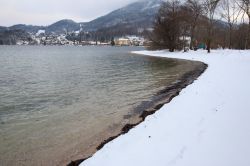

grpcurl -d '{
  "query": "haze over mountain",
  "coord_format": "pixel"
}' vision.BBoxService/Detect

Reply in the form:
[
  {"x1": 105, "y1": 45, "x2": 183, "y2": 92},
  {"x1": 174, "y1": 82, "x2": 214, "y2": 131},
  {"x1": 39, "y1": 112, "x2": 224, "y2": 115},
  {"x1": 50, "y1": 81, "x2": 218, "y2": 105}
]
[{"x1": 0, "y1": 0, "x2": 162, "y2": 35}]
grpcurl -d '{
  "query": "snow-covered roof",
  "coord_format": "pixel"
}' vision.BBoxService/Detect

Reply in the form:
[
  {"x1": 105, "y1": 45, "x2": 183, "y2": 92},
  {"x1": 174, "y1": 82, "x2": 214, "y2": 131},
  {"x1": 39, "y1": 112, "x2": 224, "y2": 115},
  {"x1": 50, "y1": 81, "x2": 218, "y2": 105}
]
[{"x1": 36, "y1": 30, "x2": 45, "y2": 36}]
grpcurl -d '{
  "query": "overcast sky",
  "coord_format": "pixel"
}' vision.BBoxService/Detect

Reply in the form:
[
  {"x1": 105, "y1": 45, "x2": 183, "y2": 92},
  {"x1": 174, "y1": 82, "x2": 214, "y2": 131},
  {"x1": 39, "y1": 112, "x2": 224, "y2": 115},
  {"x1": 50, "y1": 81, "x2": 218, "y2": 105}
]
[{"x1": 0, "y1": 0, "x2": 138, "y2": 26}]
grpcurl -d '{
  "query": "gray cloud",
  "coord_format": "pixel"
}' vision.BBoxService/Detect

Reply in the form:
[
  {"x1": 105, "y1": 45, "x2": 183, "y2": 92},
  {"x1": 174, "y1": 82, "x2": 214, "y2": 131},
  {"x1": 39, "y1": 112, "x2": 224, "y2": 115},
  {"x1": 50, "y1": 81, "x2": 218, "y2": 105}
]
[{"x1": 0, "y1": 0, "x2": 137, "y2": 26}]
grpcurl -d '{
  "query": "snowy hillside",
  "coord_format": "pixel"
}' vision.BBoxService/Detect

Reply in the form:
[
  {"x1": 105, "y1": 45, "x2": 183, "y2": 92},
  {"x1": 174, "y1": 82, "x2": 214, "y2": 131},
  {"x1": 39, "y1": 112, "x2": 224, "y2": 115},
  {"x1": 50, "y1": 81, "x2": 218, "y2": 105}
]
[{"x1": 82, "y1": 0, "x2": 162, "y2": 31}]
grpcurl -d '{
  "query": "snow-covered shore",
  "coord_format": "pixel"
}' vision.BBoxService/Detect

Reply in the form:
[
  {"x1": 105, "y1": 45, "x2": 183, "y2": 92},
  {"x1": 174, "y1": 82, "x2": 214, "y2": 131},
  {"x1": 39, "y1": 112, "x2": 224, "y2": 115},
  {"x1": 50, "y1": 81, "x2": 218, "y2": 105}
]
[{"x1": 80, "y1": 50, "x2": 250, "y2": 166}]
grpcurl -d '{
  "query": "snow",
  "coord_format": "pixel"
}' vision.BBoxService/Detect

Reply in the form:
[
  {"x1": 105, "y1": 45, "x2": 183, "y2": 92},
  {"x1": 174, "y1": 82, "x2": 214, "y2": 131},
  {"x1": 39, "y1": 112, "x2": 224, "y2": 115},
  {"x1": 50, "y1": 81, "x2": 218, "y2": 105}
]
[
  {"x1": 142, "y1": 2, "x2": 160, "y2": 11},
  {"x1": 36, "y1": 30, "x2": 45, "y2": 36},
  {"x1": 74, "y1": 30, "x2": 80, "y2": 35},
  {"x1": 80, "y1": 49, "x2": 250, "y2": 166}
]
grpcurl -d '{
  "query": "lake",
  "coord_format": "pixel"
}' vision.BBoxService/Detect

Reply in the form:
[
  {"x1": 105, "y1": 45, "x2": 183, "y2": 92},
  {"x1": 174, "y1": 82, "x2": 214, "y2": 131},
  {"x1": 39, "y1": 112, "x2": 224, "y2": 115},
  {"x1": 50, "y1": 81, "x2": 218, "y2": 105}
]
[{"x1": 0, "y1": 46, "x2": 202, "y2": 165}]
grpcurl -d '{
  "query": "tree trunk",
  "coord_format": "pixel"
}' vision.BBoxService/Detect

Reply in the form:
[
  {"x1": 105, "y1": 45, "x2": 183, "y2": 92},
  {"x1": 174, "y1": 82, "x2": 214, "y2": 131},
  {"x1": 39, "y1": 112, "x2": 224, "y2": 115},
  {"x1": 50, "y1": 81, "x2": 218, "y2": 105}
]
[
  {"x1": 248, "y1": 20, "x2": 250, "y2": 49},
  {"x1": 190, "y1": 26, "x2": 195, "y2": 50},
  {"x1": 207, "y1": 39, "x2": 211, "y2": 53},
  {"x1": 207, "y1": 27, "x2": 212, "y2": 53},
  {"x1": 229, "y1": 24, "x2": 232, "y2": 49}
]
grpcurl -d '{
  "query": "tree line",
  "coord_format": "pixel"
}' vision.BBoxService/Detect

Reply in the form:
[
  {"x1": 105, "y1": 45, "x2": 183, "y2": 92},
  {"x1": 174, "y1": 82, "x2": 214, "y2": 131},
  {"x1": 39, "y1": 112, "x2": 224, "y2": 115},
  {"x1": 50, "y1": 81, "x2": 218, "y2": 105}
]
[{"x1": 150, "y1": 0, "x2": 250, "y2": 52}]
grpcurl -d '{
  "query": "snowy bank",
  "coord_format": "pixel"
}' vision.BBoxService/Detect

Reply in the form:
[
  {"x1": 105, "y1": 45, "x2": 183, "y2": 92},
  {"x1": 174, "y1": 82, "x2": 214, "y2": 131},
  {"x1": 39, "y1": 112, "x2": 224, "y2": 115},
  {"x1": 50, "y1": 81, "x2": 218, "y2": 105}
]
[{"x1": 80, "y1": 50, "x2": 250, "y2": 166}]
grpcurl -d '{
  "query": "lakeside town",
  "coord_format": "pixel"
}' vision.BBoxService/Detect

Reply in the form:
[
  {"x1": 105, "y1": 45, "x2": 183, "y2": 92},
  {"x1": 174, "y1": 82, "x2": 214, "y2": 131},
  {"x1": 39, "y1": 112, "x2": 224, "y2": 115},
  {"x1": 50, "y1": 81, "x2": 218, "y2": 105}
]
[{"x1": 15, "y1": 30, "x2": 146, "y2": 46}]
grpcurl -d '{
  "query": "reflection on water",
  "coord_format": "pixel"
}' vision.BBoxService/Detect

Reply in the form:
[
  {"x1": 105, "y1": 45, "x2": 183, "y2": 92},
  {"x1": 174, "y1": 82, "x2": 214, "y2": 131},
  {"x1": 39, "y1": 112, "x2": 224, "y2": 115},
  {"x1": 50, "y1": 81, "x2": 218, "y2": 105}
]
[{"x1": 0, "y1": 46, "x2": 199, "y2": 165}]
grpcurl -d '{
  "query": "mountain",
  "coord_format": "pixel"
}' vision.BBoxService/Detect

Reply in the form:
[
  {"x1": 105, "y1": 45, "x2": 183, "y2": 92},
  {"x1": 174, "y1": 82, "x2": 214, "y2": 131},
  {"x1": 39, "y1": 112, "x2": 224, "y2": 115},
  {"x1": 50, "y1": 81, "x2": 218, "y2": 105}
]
[
  {"x1": 6, "y1": 20, "x2": 82, "y2": 34},
  {"x1": 0, "y1": 26, "x2": 7, "y2": 32},
  {"x1": 1, "y1": 0, "x2": 162, "y2": 35},
  {"x1": 0, "y1": 29, "x2": 32, "y2": 45},
  {"x1": 46, "y1": 19, "x2": 81, "y2": 34},
  {"x1": 9, "y1": 24, "x2": 45, "y2": 33},
  {"x1": 82, "y1": 0, "x2": 162, "y2": 31}
]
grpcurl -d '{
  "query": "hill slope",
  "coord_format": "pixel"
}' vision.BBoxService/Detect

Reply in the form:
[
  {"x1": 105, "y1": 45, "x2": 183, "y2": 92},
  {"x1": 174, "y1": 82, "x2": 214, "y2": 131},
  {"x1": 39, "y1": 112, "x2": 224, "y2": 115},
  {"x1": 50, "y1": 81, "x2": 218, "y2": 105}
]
[
  {"x1": 46, "y1": 19, "x2": 81, "y2": 34},
  {"x1": 82, "y1": 0, "x2": 162, "y2": 31},
  {"x1": 2, "y1": 0, "x2": 161, "y2": 35}
]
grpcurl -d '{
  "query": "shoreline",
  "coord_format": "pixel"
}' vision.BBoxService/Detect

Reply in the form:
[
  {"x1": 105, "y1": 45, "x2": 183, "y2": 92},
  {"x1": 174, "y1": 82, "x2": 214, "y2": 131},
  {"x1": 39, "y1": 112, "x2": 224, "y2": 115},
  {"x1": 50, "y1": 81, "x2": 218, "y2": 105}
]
[
  {"x1": 68, "y1": 57, "x2": 207, "y2": 166},
  {"x1": 80, "y1": 49, "x2": 250, "y2": 166}
]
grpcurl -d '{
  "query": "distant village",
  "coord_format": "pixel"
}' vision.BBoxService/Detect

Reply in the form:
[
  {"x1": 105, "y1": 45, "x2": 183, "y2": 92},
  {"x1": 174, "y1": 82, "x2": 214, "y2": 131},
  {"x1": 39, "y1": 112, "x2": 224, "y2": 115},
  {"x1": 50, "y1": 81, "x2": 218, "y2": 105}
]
[{"x1": 14, "y1": 29, "x2": 147, "y2": 46}]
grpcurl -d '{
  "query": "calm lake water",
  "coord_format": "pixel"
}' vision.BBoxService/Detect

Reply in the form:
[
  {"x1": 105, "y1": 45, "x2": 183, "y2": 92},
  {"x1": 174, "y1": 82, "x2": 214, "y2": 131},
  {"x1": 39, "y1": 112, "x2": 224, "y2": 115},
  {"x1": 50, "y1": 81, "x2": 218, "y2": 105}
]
[{"x1": 0, "y1": 46, "x2": 199, "y2": 165}]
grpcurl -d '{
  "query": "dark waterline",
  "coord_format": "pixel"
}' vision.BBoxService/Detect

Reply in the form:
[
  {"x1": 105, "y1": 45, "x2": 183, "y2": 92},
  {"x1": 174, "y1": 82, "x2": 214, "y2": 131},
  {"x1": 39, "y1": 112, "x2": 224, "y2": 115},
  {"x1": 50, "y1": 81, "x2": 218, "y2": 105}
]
[{"x1": 0, "y1": 46, "x2": 204, "y2": 165}]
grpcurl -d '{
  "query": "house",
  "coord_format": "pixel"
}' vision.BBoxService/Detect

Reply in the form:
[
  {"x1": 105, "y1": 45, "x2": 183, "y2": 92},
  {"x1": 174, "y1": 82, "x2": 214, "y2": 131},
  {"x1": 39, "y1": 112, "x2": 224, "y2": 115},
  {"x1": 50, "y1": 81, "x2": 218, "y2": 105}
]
[
  {"x1": 126, "y1": 36, "x2": 145, "y2": 46},
  {"x1": 115, "y1": 38, "x2": 131, "y2": 46}
]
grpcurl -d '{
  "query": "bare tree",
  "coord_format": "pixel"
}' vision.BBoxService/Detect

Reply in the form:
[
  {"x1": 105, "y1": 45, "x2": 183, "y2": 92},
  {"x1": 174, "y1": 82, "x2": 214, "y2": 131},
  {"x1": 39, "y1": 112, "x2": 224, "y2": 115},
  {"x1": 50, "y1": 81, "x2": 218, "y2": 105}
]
[
  {"x1": 237, "y1": 0, "x2": 250, "y2": 49},
  {"x1": 182, "y1": 0, "x2": 204, "y2": 49},
  {"x1": 150, "y1": 0, "x2": 182, "y2": 51},
  {"x1": 220, "y1": 0, "x2": 241, "y2": 49},
  {"x1": 233, "y1": 23, "x2": 249, "y2": 49},
  {"x1": 203, "y1": 0, "x2": 221, "y2": 53}
]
